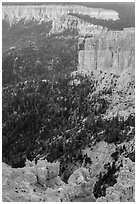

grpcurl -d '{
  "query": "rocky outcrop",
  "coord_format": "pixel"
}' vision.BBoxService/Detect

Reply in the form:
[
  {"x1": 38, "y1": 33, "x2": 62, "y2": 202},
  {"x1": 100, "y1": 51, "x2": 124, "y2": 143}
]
[
  {"x1": 2, "y1": 4, "x2": 119, "y2": 26},
  {"x1": 78, "y1": 28, "x2": 135, "y2": 74},
  {"x1": 2, "y1": 159, "x2": 95, "y2": 202},
  {"x1": 2, "y1": 143, "x2": 135, "y2": 202},
  {"x1": 97, "y1": 157, "x2": 135, "y2": 202}
]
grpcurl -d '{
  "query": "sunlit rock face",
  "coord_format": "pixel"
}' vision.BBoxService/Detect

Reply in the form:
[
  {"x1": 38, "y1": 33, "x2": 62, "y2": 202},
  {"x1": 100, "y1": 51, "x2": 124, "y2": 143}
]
[
  {"x1": 78, "y1": 28, "x2": 135, "y2": 73},
  {"x1": 2, "y1": 4, "x2": 119, "y2": 38},
  {"x1": 2, "y1": 159, "x2": 95, "y2": 202},
  {"x1": 2, "y1": 4, "x2": 119, "y2": 53},
  {"x1": 2, "y1": 4, "x2": 119, "y2": 26}
]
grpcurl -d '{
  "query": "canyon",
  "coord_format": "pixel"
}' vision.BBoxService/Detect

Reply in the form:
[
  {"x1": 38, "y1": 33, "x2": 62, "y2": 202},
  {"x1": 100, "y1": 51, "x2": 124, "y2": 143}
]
[{"x1": 2, "y1": 3, "x2": 135, "y2": 203}]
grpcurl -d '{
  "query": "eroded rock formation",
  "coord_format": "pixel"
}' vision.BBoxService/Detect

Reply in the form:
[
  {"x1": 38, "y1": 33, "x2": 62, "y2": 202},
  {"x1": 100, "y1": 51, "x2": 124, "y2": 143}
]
[
  {"x1": 3, "y1": 147, "x2": 135, "y2": 202},
  {"x1": 2, "y1": 159, "x2": 95, "y2": 202}
]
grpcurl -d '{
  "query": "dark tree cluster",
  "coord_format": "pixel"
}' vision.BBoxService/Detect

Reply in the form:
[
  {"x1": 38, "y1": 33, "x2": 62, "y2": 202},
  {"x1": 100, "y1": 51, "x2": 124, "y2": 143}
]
[{"x1": 93, "y1": 161, "x2": 120, "y2": 198}]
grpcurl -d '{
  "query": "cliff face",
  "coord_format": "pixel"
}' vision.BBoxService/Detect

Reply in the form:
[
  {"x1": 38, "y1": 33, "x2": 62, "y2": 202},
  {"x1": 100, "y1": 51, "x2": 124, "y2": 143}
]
[
  {"x1": 78, "y1": 28, "x2": 135, "y2": 73},
  {"x1": 2, "y1": 4, "x2": 134, "y2": 74},
  {"x1": 2, "y1": 4, "x2": 119, "y2": 26},
  {"x1": 2, "y1": 4, "x2": 118, "y2": 52},
  {"x1": 2, "y1": 4, "x2": 119, "y2": 39}
]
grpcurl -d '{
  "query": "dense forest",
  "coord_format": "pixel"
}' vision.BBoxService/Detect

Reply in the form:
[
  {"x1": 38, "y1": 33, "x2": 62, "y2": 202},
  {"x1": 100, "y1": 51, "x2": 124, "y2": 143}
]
[
  {"x1": 3, "y1": 72, "x2": 134, "y2": 167},
  {"x1": 3, "y1": 31, "x2": 78, "y2": 85}
]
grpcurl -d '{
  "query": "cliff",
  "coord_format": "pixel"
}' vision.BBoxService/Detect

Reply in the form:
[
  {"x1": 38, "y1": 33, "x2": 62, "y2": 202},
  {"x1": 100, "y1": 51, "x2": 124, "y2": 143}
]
[
  {"x1": 2, "y1": 4, "x2": 119, "y2": 26},
  {"x1": 78, "y1": 28, "x2": 135, "y2": 73},
  {"x1": 2, "y1": 4, "x2": 134, "y2": 73},
  {"x1": 2, "y1": 4, "x2": 119, "y2": 40},
  {"x1": 2, "y1": 4, "x2": 118, "y2": 53}
]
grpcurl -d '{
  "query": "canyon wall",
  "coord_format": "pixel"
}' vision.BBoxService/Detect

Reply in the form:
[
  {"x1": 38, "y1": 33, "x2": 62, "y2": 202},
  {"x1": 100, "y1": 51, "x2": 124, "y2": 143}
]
[
  {"x1": 2, "y1": 4, "x2": 118, "y2": 37},
  {"x1": 2, "y1": 4, "x2": 118, "y2": 52},
  {"x1": 2, "y1": 4, "x2": 134, "y2": 75},
  {"x1": 78, "y1": 28, "x2": 135, "y2": 73},
  {"x1": 2, "y1": 4, "x2": 119, "y2": 26}
]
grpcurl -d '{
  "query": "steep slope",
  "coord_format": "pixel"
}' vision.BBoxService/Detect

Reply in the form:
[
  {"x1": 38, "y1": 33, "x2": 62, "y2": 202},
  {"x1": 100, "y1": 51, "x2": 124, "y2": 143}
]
[{"x1": 2, "y1": 3, "x2": 118, "y2": 52}]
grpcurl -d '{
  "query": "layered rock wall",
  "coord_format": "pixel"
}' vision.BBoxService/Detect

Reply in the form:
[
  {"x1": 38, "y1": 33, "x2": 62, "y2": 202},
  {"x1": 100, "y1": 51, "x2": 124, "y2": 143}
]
[
  {"x1": 2, "y1": 4, "x2": 118, "y2": 36},
  {"x1": 78, "y1": 28, "x2": 135, "y2": 73},
  {"x1": 2, "y1": 4, "x2": 119, "y2": 26}
]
